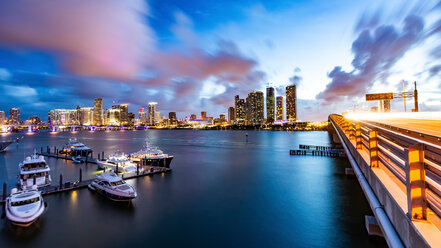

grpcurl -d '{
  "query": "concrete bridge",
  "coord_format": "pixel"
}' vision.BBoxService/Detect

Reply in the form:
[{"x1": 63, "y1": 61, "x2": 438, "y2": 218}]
[{"x1": 329, "y1": 114, "x2": 441, "y2": 248}]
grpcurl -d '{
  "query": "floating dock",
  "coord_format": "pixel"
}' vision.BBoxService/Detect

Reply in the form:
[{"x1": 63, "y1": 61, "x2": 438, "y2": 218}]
[{"x1": 290, "y1": 144, "x2": 346, "y2": 157}]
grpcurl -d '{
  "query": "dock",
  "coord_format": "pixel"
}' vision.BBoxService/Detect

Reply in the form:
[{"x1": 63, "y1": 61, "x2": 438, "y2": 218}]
[
  {"x1": 1, "y1": 166, "x2": 171, "y2": 204},
  {"x1": 290, "y1": 144, "x2": 346, "y2": 157},
  {"x1": 36, "y1": 146, "x2": 107, "y2": 164}
]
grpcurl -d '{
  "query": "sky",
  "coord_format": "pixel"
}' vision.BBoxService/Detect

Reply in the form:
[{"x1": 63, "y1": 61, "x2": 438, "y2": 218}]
[{"x1": 1, "y1": 0, "x2": 441, "y2": 121}]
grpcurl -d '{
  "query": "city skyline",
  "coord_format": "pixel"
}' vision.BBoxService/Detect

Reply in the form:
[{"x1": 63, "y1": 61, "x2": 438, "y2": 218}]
[{"x1": 1, "y1": 1, "x2": 441, "y2": 121}]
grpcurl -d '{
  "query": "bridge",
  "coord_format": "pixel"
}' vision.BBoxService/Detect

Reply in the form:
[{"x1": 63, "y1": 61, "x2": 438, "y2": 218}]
[{"x1": 329, "y1": 113, "x2": 441, "y2": 248}]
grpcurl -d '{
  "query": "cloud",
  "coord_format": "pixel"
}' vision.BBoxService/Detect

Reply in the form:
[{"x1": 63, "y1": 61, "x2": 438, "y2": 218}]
[
  {"x1": 317, "y1": 14, "x2": 425, "y2": 103},
  {"x1": 0, "y1": 0, "x2": 153, "y2": 80}
]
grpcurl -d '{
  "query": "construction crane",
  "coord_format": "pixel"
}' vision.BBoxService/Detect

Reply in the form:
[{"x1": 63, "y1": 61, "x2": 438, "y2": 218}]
[{"x1": 365, "y1": 81, "x2": 418, "y2": 112}]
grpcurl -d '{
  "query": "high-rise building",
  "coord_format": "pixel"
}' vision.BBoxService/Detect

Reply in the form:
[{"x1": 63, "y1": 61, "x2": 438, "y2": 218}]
[
  {"x1": 120, "y1": 104, "x2": 129, "y2": 126},
  {"x1": 9, "y1": 108, "x2": 20, "y2": 125},
  {"x1": 276, "y1": 96, "x2": 284, "y2": 121},
  {"x1": 201, "y1": 111, "x2": 207, "y2": 120},
  {"x1": 379, "y1": 100, "x2": 391, "y2": 113},
  {"x1": 148, "y1": 102, "x2": 157, "y2": 125},
  {"x1": 47, "y1": 109, "x2": 79, "y2": 125},
  {"x1": 0, "y1": 111, "x2": 5, "y2": 124},
  {"x1": 234, "y1": 95, "x2": 246, "y2": 124},
  {"x1": 246, "y1": 91, "x2": 264, "y2": 125},
  {"x1": 128, "y1": 112, "x2": 135, "y2": 125},
  {"x1": 228, "y1": 107, "x2": 235, "y2": 124},
  {"x1": 79, "y1": 107, "x2": 93, "y2": 125},
  {"x1": 190, "y1": 114, "x2": 196, "y2": 120},
  {"x1": 220, "y1": 114, "x2": 226, "y2": 123},
  {"x1": 139, "y1": 108, "x2": 146, "y2": 124},
  {"x1": 106, "y1": 107, "x2": 121, "y2": 126},
  {"x1": 266, "y1": 87, "x2": 275, "y2": 124},
  {"x1": 93, "y1": 98, "x2": 103, "y2": 126},
  {"x1": 169, "y1": 112, "x2": 177, "y2": 125},
  {"x1": 286, "y1": 85, "x2": 297, "y2": 122},
  {"x1": 28, "y1": 116, "x2": 41, "y2": 125}
]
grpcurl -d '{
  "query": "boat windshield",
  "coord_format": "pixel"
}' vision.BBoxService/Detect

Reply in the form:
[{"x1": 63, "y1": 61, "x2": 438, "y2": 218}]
[
  {"x1": 110, "y1": 180, "x2": 125, "y2": 186},
  {"x1": 11, "y1": 197, "x2": 40, "y2": 206},
  {"x1": 22, "y1": 162, "x2": 46, "y2": 170}
]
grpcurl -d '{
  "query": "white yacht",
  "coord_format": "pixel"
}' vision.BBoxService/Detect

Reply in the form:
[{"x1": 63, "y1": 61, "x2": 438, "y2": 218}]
[
  {"x1": 59, "y1": 138, "x2": 92, "y2": 157},
  {"x1": 5, "y1": 186, "x2": 46, "y2": 227},
  {"x1": 97, "y1": 153, "x2": 141, "y2": 173},
  {"x1": 130, "y1": 140, "x2": 173, "y2": 167},
  {"x1": 19, "y1": 154, "x2": 51, "y2": 188},
  {"x1": 88, "y1": 172, "x2": 137, "y2": 201}
]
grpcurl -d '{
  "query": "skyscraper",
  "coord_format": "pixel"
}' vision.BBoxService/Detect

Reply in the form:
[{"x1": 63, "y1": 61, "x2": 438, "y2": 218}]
[
  {"x1": 0, "y1": 111, "x2": 5, "y2": 124},
  {"x1": 246, "y1": 91, "x2": 264, "y2": 125},
  {"x1": 201, "y1": 111, "x2": 207, "y2": 120},
  {"x1": 276, "y1": 96, "x2": 284, "y2": 121},
  {"x1": 120, "y1": 104, "x2": 129, "y2": 126},
  {"x1": 8, "y1": 108, "x2": 20, "y2": 125},
  {"x1": 93, "y1": 98, "x2": 103, "y2": 126},
  {"x1": 169, "y1": 112, "x2": 177, "y2": 125},
  {"x1": 148, "y1": 102, "x2": 157, "y2": 125},
  {"x1": 266, "y1": 87, "x2": 275, "y2": 124},
  {"x1": 234, "y1": 95, "x2": 246, "y2": 124},
  {"x1": 228, "y1": 107, "x2": 235, "y2": 124},
  {"x1": 139, "y1": 108, "x2": 146, "y2": 124},
  {"x1": 79, "y1": 107, "x2": 93, "y2": 125},
  {"x1": 220, "y1": 114, "x2": 226, "y2": 123},
  {"x1": 286, "y1": 85, "x2": 297, "y2": 122}
]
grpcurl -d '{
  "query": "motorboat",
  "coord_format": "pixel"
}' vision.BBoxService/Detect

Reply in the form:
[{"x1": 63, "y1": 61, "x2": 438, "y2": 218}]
[
  {"x1": 59, "y1": 138, "x2": 92, "y2": 157},
  {"x1": 97, "y1": 153, "x2": 141, "y2": 173},
  {"x1": 72, "y1": 155, "x2": 85, "y2": 164},
  {"x1": 18, "y1": 154, "x2": 51, "y2": 188},
  {"x1": 5, "y1": 186, "x2": 46, "y2": 227},
  {"x1": 88, "y1": 172, "x2": 137, "y2": 201},
  {"x1": 130, "y1": 140, "x2": 173, "y2": 168}
]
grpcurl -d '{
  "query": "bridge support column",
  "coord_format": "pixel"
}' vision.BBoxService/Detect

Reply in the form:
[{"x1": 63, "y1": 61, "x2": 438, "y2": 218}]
[
  {"x1": 405, "y1": 143, "x2": 427, "y2": 220},
  {"x1": 355, "y1": 125, "x2": 362, "y2": 149},
  {"x1": 369, "y1": 130, "x2": 379, "y2": 167}
]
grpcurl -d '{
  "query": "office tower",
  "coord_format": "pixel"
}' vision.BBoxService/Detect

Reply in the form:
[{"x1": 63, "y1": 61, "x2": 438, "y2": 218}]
[
  {"x1": 79, "y1": 107, "x2": 93, "y2": 125},
  {"x1": 93, "y1": 98, "x2": 103, "y2": 126},
  {"x1": 190, "y1": 114, "x2": 196, "y2": 120},
  {"x1": 266, "y1": 87, "x2": 275, "y2": 124},
  {"x1": 47, "y1": 109, "x2": 79, "y2": 125},
  {"x1": 276, "y1": 96, "x2": 284, "y2": 121},
  {"x1": 148, "y1": 102, "x2": 157, "y2": 125},
  {"x1": 228, "y1": 107, "x2": 235, "y2": 124},
  {"x1": 286, "y1": 85, "x2": 297, "y2": 122},
  {"x1": 154, "y1": 110, "x2": 160, "y2": 124},
  {"x1": 139, "y1": 108, "x2": 146, "y2": 124},
  {"x1": 234, "y1": 95, "x2": 246, "y2": 123},
  {"x1": 9, "y1": 108, "x2": 20, "y2": 125},
  {"x1": 201, "y1": 111, "x2": 207, "y2": 120},
  {"x1": 169, "y1": 112, "x2": 177, "y2": 125},
  {"x1": 128, "y1": 112, "x2": 135, "y2": 125},
  {"x1": 28, "y1": 116, "x2": 41, "y2": 125},
  {"x1": 246, "y1": 91, "x2": 264, "y2": 125},
  {"x1": 120, "y1": 104, "x2": 129, "y2": 126},
  {"x1": 107, "y1": 107, "x2": 121, "y2": 126},
  {"x1": 220, "y1": 114, "x2": 226, "y2": 123},
  {"x1": 379, "y1": 100, "x2": 391, "y2": 113},
  {"x1": 0, "y1": 111, "x2": 5, "y2": 124}
]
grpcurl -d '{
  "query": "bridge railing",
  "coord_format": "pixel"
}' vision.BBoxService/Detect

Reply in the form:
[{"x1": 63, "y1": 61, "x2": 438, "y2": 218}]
[{"x1": 330, "y1": 114, "x2": 441, "y2": 221}]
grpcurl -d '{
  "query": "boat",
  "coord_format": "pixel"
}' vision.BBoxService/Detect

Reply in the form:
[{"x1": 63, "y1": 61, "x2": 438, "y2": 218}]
[
  {"x1": 130, "y1": 140, "x2": 173, "y2": 168},
  {"x1": 18, "y1": 154, "x2": 51, "y2": 188},
  {"x1": 0, "y1": 140, "x2": 13, "y2": 152},
  {"x1": 72, "y1": 155, "x2": 85, "y2": 164},
  {"x1": 97, "y1": 153, "x2": 141, "y2": 173},
  {"x1": 88, "y1": 172, "x2": 137, "y2": 201},
  {"x1": 59, "y1": 138, "x2": 92, "y2": 157},
  {"x1": 5, "y1": 186, "x2": 46, "y2": 227}
]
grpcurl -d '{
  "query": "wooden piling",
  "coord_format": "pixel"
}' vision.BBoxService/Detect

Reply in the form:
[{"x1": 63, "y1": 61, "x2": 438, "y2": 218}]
[
  {"x1": 59, "y1": 174, "x2": 63, "y2": 189},
  {"x1": 2, "y1": 182, "x2": 6, "y2": 201}
]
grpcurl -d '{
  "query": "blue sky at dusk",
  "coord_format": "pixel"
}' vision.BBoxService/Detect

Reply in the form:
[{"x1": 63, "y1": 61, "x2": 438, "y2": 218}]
[{"x1": 1, "y1": 0, "x2": 441, "y2": 121}]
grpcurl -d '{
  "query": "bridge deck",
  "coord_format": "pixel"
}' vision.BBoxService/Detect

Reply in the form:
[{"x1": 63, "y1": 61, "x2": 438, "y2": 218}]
[{"x1": 370, "y1": 118, "x2": 441, "y2": 137}]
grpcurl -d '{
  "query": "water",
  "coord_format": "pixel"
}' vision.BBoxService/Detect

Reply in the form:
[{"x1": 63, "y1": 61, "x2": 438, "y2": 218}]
[{"x1": 0, "y1": 130, "x2": 386, "y2": 247}]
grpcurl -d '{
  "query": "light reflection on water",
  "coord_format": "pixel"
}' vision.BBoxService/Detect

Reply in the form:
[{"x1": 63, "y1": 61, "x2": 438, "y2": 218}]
[{"x1": 0, "y1": 130, "x2": 386, "y2": 247}]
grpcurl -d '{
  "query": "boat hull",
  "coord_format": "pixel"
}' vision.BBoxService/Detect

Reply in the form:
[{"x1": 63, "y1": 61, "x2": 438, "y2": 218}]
[
  {"x1": 5, "y1": 201, "x2": 45, "y2": 227},
  {"x1": 88, "y1": 183, "x2": 136, "y2": 201}
]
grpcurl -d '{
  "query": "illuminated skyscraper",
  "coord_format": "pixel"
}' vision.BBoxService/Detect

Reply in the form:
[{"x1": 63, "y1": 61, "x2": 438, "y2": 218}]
[
  {"x1": 246, "y1": 91, "x2": 264, "y2": 125},
  {"x1": 228, "y1": 107, "x2": 235, "y2": 124},
  {"x1": 169, "y1": 112, "x2": 177, "y2": 125},
  {"x1": 93, "y1": 98, "x2": 103, "y2": 126},
  {"x1": 0, "y1": 111, "x2": 5, "y2": 124},
  {"x1": 9, "y1": 108, "x2": 20, "y2": 125},
  {"x1": 190, "y1": 114, "x2": 196, "y2": 120},
  {"x1": 234, "y1": 95, "x2": 246, "y2": 124},
  {"x1": 286, "y1": 85, "x2": 297, "y2": 122},
  {"x1": 148, "y1": 102, "x2": 157, "y2": 125},
  {"x1": 201, "y1": 111, "x2": 207, "y2": 120},
  {"x1": 139, "y1": 108, "x2": 146, "y2": 123},
  {"x1": 79, "y1": 107, "x2": 93, "y2": 125},
  {"x1": 120, "y1": 104, "x2": 129, "y2": 126},
  {"x1": 266, "y1": 87, "x2": 275, "y2": 124},
  {"x1": 276, "y1": 96, "x2": 284, "y2": 121}
]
